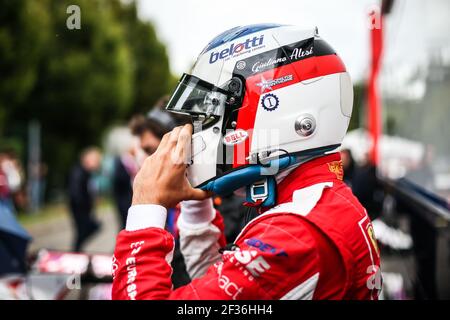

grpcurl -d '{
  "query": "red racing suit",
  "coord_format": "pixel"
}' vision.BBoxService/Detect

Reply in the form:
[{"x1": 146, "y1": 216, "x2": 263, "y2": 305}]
[{"x1": 112, "y1": 153, "x2": 382, "y2": 300}]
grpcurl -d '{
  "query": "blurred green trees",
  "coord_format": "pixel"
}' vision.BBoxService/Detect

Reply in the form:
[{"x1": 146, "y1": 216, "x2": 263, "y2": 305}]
[
  {"x1": 110, "y1": 1, "x2": 174, "y2": 116},
  {"x1": 0, "y1": 0, "x2": 51, "y2": 132},
  {"x1": 0, "y1": 0, "x2": 173, "y2": 198}
]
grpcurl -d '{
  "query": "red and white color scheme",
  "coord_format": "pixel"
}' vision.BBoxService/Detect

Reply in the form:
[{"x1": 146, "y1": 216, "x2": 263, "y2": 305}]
[
  {"x1": 111, "y1": 25, "x2": 380, "y2": 300},
  {"x1": 166, "y1": 24, "x2": 353, "y2": 189},
  {"x1": 112, "y1": 154, "x2": 381, "y2": 300}
]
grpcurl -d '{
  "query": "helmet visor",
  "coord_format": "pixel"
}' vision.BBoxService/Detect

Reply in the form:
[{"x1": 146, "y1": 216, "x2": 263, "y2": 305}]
[{"x1": 166, "y1": 73, "x2": 231, "y2": 118}]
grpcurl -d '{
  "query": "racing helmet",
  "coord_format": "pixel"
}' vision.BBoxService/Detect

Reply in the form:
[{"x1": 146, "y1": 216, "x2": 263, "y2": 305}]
[{"x1": 166, "y1": 24, "x2": 353, "y2": 197}]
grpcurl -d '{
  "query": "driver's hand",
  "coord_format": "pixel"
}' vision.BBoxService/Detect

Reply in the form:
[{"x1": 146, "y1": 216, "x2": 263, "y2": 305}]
[{"x1": 131, "y1": 124, "x2": 211, "y2": 209}]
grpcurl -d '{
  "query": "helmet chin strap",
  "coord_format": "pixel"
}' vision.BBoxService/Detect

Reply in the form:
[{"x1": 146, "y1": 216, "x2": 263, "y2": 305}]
[
  {"x1": 201, "y1": 154, "x2": 319, "y2": 208},
  {"x1": 200, "y1": 145, "x2": 338, "y2": 208},
  {"x1": 201, "y1": 155, "x2": 297, "y2": 197},
  {"x1": 243, "y1": 176, "x2": 277, "y2": 207},
  {"x1": 243, "y1": 154, "x2": 320, "y2": 208}
]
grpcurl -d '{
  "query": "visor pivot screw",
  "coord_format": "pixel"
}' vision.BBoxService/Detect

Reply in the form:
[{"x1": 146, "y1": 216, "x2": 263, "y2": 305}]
[
  {"x1": 295, "y1": 114, "x2": 316, "y2": 137},
  {"x1": 229, "y1": 97, "x2": 236, "y2": 105},
  {"x1": 213, "y1": 126, "x2": 220, "y2": 134},
  {"x1": 211, "y1": 98, "x2": 220, "y2": 106},
  {"x1": 231, "y1": 121, "x2": 237, "y2": 128},
  {"x1": 228, "y1": 79, "x2": 241, "y2": 92}
]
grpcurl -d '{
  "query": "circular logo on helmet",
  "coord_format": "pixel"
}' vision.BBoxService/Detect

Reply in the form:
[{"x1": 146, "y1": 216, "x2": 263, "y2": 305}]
[
  {"x1": 261, "y1": 93, "x2": 279, "y2": 111},
  {"x1": 236, "y1": 60, "x2": 246, "y2": 70},
  {"x1": 223, "y1": 129, "x2": 248, "y2": 146}
]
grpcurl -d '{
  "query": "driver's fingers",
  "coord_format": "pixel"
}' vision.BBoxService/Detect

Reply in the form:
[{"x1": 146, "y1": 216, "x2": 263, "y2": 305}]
[
  {"x1": 168, "y1": 126, "x2": 183, "y2": 146},
  {"x1": 173, "y1": 124, "x2": 192, "y2": 164},
  {"x1": 158, "y1": 131, "x2": 172, "y2": 151},
  {"x1": 159, "y1": 126, "x2": 182, "y2": 153},
  {"x1": 188, "y1": 188, "x2": 212, "y2": 201}
]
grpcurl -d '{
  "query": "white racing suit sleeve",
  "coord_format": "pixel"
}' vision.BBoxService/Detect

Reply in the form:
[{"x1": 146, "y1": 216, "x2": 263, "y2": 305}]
[
  {"x1": 125, "y1": 204, "x2": 167, "y2": 231},
  {"x1": 177, "y1": 198, "x2": 223, "y2": 279}
]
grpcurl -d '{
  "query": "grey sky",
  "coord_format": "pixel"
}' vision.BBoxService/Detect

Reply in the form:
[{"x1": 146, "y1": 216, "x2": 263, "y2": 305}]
[{"x1": 137, "y1": 0, "x2": 378, "y2": 82}]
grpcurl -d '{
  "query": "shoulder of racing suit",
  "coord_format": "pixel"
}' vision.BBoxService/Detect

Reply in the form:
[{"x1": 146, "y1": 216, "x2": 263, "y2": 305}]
[
  {"x1": 238, "y1": 179, "x2": 382, "y2": 300},
  {"x1": 231, "y1": 181, "x2": 349, "y2": 300}
]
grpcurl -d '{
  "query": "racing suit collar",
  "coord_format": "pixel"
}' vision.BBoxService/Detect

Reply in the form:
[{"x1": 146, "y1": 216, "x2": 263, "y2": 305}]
[{"x1": 270, "y1": 152, "x2": 343, "y2": 211}]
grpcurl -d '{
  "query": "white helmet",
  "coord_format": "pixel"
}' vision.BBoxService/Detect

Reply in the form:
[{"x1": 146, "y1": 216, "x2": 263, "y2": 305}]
[{"x1": 167, "y1": 24, "x2": 353, "y2": 202}]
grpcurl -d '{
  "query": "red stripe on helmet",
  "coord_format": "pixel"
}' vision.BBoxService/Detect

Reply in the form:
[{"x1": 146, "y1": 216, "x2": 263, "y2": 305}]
[{"x1": 233, "y1": 54, "x2": 346, "y2": 167}]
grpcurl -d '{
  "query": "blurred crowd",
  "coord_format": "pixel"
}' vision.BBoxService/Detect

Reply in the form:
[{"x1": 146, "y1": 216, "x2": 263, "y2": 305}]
[
  {"x1": 340, "y1": 148, "x2": 384, "y2": 221},
  {"x1": 0, "y1": 150, "x2": 26, "y2": 213},
  {"x1": 0, "y1": 150, "x2": 31, "y2": 275}
]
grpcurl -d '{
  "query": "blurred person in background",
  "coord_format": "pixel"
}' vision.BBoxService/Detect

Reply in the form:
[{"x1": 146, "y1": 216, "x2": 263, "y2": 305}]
[
  {"x1": 68, "y1": 147, "x2": 102, "y2": 252},
  {"x1": 129, "y1": 97, "x2": 180, "y2": 158},
  {"x1": 0, "y1": 154, "x2": 10, "y2": 204},
  {"x1": 0, "y1": 150, "x2": 25, "y2": 211},
  {"x1": 111, "y1": 130, "x2": 140, "y2": 229},
  {"x1": 340, "y1": 148, "x2": 356, "y2": 188},
  {"x1": 0, "y1": 151, "x2": 31, "y2": 275},
  {"x1": 348, "y1": 152, "x2": 383, "y2": 221}
]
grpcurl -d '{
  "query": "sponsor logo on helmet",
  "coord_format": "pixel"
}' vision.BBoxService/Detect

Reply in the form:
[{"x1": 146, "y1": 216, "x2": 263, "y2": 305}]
[
  {"x1": 261, "y1": 93, "x2": 279, "y2": 111},
  {"x1": 251, "y1": 47, "x2": 313, "y2": 74},
  {"x1": 223, "y1": 129, "x2": 248, "y2": 146},
  {"x1": 234, "y1": 38, "x2": 316, "y2": 77},
  {"x1": 236, "y1": 60, "x2": 246, "y2": 70},
  {"x1": 256, "y1": 74, "x2": 293, "y2": 93},
  {"x1": 290, "y1": 46, "x2": 313, "y2": 61},
  {"x1": 252, "y1": 56, "x2": 287, "y2": 73},
  {"x1": 209, "y1": 35, "x2": 265, "y2": 64}
]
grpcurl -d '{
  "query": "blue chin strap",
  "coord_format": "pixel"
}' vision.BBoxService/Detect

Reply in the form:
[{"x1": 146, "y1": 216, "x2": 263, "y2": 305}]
[{"x1": 200, "y1": 155, "x2": 298, "y2": 208}]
